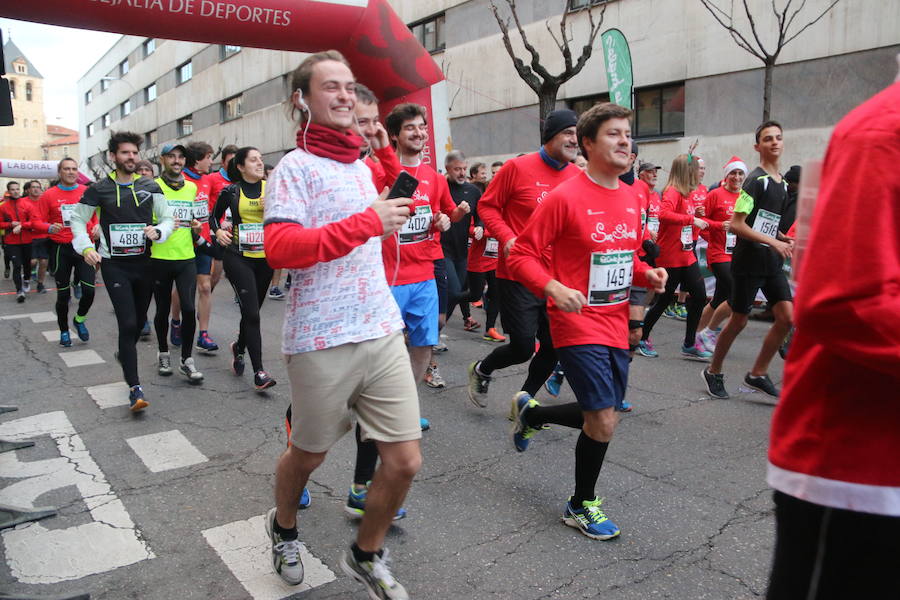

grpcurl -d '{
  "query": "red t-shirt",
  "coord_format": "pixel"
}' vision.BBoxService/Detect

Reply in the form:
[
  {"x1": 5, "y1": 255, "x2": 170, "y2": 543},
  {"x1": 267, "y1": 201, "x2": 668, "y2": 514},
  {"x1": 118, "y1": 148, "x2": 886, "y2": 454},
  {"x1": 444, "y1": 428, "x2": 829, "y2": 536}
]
[
  {"x1": 185, "y1": 170, "x2": 214, "y2": 243},
  {"x1": 507, "y1": 173, "x2": 651, "y2": 350},
  {"x1": 701, "y1": 186, "x2": 738, "y2": 264},
  {"x1": 27, "y1": 198, "x2": 48, "y2": 239},
  {"x1": 478, "y1": 152, "x2": 580, "y2": 279},
  {"x1": 467, "y1": 223, "x2": 499, "y2": 273},
  {"x1": 656, "y1": 187, "x2": 697, "y2": 268},
  {"x1": 34, "y1": 184, "x2": 94, "y2": 244},
  {"x1": 0, "y1": 198, "x2": 37, "y2": 245}
]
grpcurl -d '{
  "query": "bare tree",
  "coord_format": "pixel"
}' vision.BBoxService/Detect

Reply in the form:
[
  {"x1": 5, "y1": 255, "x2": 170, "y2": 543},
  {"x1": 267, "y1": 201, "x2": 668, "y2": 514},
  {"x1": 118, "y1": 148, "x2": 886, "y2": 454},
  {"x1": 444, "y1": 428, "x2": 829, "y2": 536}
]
[
  {"x1": 698, "y1": 0, "x2": 841, "y2": 121},
  {"x1": 490, "y1": 0, "x2": 605, "y2": 137}
]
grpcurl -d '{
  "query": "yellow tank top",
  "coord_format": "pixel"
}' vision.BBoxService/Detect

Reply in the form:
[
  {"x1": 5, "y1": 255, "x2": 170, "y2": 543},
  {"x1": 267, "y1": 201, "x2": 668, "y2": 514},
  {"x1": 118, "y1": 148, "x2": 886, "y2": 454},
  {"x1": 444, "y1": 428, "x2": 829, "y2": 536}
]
[{"x1": 237, "y1": 180, "x2": 265, "y2": 258}]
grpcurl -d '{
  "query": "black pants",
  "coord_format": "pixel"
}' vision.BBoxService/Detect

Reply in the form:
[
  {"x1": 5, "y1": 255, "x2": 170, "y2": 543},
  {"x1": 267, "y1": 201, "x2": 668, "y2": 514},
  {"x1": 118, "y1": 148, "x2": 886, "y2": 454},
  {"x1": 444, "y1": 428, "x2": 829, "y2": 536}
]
[
  {"x1": 224, "y1": 252, "x2": 272, "y2": 373},
  {"x1": 767, "y1": 491, "x2": 900, "y2": 599},
  {"x1": 5, "y1": 243, "x2": 32, "y2": 292},
  {"x1": 479, "y1": 278, "x2": 556, "y2": 396},
  {"x1": 152, "y1": 258, "x2": 197, "y2": 360},
  {"x1": 709, "y1": 261, "x2": 733, "y2": 309},
  {"x1": 49, "y1": 242, "x2": 96, "y2": 332},
  {"x1": 444, "y1": 254, "x2": 470, "y2": 320},
  {"x1": 467, "y1": 270, "x2": 500, "y2": 330},
  {"x1": 101, "y1": 258, "x2": 154, "y2": 387},
  {"x1": 642, "y1": 262, "x2": 706, "y2": 347}
]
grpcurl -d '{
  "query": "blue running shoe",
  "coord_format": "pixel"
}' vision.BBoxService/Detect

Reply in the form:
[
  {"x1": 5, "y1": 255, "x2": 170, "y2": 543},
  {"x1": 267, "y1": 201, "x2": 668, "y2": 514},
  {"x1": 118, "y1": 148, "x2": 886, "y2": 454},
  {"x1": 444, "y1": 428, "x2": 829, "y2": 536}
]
[
  {"x1": 674, "y1": 304, "x2": 688, "y2": 321},
  {"x1": 196, "y1": 331, "x2": 219, "y2": 353},
  {"x1": 511, "y1": 392, "x2": 541, "y2": 452},
  {"x1": 170, "y1": 319, "x2": 182, "y2": 347},
  {"x1": 298, "y1": 487, "x2": 311, "y2": 510},
  {"x1": 562, "y1": 497, "x2": 620, "y2": 540},
  {"x1": 344, "y1": 484, "x2": 407, "y2": 521},
  {"x1": 545, "y1": 365, "x2": 564, "y2": 397},
  {"x1": 140, "y1": 320, "x2": 151, "y2": 339},
  {"x1": 129, "y1": 385, "x2": 148, "y2": 413},
  {"x1": 636, "y1": 340, "x2": 658, "y2": 358},
  {"x1": 73, "y1": 317, "x2": 89, "y2": 342},
  {"x1": 615, "y1": 401, "x2": 633, "y2": 413},
  {"x1": 681, "y1": 343, "x2": 712, "y2": 362},
  {"x1": 420, "y1": 417, "x2": 431, "y2": 431},
  {"x1": 663, "y1": 304, "x2": 677, "y2": 319},
  {"x1": 60, "y1": 331, "x2": 72, "y2": 347}
]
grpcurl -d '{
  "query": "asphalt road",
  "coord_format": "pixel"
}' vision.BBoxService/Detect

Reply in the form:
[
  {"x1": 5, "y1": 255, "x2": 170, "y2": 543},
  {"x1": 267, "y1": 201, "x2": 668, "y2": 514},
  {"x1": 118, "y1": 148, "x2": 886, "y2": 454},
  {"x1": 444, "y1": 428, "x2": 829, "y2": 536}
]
[{"x1": 0, "y1": 271, "x2": 783, "y2": 599}]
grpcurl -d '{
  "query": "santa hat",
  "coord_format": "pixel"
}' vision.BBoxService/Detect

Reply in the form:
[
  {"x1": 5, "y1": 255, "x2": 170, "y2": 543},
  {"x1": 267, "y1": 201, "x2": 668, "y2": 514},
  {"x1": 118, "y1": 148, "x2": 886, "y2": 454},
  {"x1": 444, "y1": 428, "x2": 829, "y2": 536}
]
[{"x1": 723, "y1": 156, "x2": 748, "y2": 179}]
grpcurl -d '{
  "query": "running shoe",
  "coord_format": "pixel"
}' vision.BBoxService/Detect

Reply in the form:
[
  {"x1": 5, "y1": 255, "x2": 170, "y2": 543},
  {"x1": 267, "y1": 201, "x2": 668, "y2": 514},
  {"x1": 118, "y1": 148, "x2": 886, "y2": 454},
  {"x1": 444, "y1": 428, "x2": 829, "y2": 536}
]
[
  {"x1": 22, "y1": 280, "x2": 31, "y2": 293},
  {"x1": 129, "y1": 385, "x2": 149, "y2": 412},
  {"x1": 636, "y1": 339, "x2": 658, "y2": 358},
  {"x1": 696, "y1": 329, "x2": 718, "y2": 353},
  {"x1": 674, "y1": 304, "x2": 688, "y2": 321},
  {"x1": 472, "y1": 300, "x2": 484, "y2": 308},
  {"x1": 140, "y1": 320, "x2": 151, "y2": 339},
  {"x1": 463, "y1": 317, "x2": 481, "y2": 332},
  {"x1": 37, "y1": 282, "x2": 46, "y2": 294},
  {"x1": 157, "y1": 351, "x2": 173, "y2": 376},
  {"x1": 264, "y1": 507, "x2": 304, "y2": 586},
  {"x1": 345, "y1": 484, "x2": 407, "y2": 521},
  {"x1": 60, "y1": 331, "x2": 72, "y2": 347},
  {"x1": 298, "y1": 488, "x2": 311, "y2": 510},
  {"x1": 562, "y1": 497, "x2": 620, "y2": 540},
  {"x1": 268, "y1": 286, "x2": 285, "y2": 300},
  {"x1": 73, "y1": 317, "x2": 89, "y2": 342},
  {"x1": 466, "y1": 361, "x2": 491, "y2": 408},
  {"x1": 545, "y1": 365, "x2": 564, "y2": 397},
  {"x1": 284, "y1": 275, "x2": 292, "y2": 290},
  {"x1": 230, "y1": 342, "x2": 245, "y2": 376},
  {"x1": 511, "y1": 392, "x2": 540, "y2": 452},
  {"x1": 702, "y1": 368, "x2": 729, "y2": 399},
  {"x1": 681, "y1": 343, "x2": 712, "y2": 362},
  {"x1": 744, "y1": 373, "x2": 779, "y2": 398},
  {"x1": 663, "y1": 303, "x2": 677, "y2": 319},
  {"x1": 339, "y1": 548, "x2": 408, "y2": 600},
  {"x1": 2, "y1": 265, "x2": 8, "y2": 279},
  {"x1": 432, "y1": 341, "x2": 448, "y2": 353},
  {"x1": 482, "y1": 327, "x2": 506, "y2": 342},
  {"x1": 73, "y1": 282, "x2": 82, "y2": 300},
  {"x1": 15, "y1": 291, "x2": 24, "y2": 303},
  {"x1": 170, "y1": 319, "x2": 182, "y2": 347},
  {"x1": 254, "y1": 370, "x2": 277, "y2": 390},
  {"x1": 195, "y1": 331, "x2": 219, "y2": 353},
  {"x1": 420, "y1": 417, "x2": 431, "y2": 431},
  {"x1": 778, "y1": 327, "x2": 794, "y2": 359},
  {"x1": 424, "y1": 363, "x2": 446, "y2": 388},
  {"x1": 179, "y1": 357, "x2": 204, "y2": 383},
  {"x1": 615, "y1": 401, "x2": 633, "y2": 413}
]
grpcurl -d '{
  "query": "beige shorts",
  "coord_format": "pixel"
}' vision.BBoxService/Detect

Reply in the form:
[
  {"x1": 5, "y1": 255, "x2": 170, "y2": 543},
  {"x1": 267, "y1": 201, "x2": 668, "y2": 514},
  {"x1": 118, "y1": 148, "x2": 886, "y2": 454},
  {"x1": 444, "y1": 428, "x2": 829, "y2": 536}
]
[{"x1": 285, "y1": 331, "x2": 421, "y2": 453}]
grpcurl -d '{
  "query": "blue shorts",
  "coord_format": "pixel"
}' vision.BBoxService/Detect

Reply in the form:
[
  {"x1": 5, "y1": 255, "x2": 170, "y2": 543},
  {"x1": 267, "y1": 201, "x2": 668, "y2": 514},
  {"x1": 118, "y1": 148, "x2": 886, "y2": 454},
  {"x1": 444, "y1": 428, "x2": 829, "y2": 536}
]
[
  {"x1": 194, "y1": 251, "x2": 213, "y2": 275},
  {"x1": 391, "y1": 279, "x2": 439, "y2": 347},
  {"x1": 556, "y1": 345, "x2": 630, "y2": 411}
]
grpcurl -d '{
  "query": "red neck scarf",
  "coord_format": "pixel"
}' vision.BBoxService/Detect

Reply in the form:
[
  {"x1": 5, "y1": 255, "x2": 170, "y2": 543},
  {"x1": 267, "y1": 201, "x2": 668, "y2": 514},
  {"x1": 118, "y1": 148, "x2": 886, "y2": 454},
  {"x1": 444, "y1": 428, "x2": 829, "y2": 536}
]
[{"x1": 297, "y1": 123, "x2": 363, "y2": 164}]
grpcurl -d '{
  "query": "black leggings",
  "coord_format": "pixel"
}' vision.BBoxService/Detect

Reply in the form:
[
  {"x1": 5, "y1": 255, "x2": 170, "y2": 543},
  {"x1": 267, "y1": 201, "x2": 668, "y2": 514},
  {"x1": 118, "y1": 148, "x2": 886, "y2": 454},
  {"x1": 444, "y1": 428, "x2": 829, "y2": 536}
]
[
  {"x1": 49, "y1": 242, "x2": 96, "y2": 332},
  {"x1": 5, "y1": 243, "x2": 32, "y2": 292},
  {"x1": 467, "y1": 270, "x2": 500, "y2": 329},
  {"x1": 224, "y1": 252, "x2": 272, "y2": 373},
  {"x1": 444, "y1": 255, "x2": 470, "y2": 320},
  {"x1": 152, "y1": 258, "x2": 197, "y2": 360},
  {"x1": 709, "y1": 261, "x2": 733, "y2": 309},
  {"x1": 101, "y1": 258, "x2": 154, "y2": 387},
  {"x1": 642, "y1": 262, "x2": 706, "y2": 347}
]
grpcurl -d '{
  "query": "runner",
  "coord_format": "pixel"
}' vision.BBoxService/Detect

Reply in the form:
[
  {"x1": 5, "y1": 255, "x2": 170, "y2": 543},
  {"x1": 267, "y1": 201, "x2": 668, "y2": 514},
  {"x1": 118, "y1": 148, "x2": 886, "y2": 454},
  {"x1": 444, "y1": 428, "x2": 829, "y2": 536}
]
[
  {"x1": 633, "y1": 162, "x2": 662, "y2": 357},
  {"x1": 442, "y1": 150, "x2": 479, "y2": 332},
  {"x1": 263, "y1": 50, "x2": 419, "y2": 598},
  {"x1": 638, "y1": 154, "x2": 712, "y2": 360},
  {"x1": 206, "y1": 144, "x2": 237, "y2": 298},
  {"x1": 33, "y1": 158, "x2": 96, "y2": 346},
  {"x1": 507, "y1": 102, "x2": 666, "y2": 540},
  {"x1": 70, "y1": 131, "x2": 175, "y2": 411},
  {"x1": 766, "y1": 78, "x2": 900, "y2": 600},
  {"x1": 466, "y1": 207, "x2": 505, "y2": 343},
  {"x1": 702, "y1": 122, "x2": 793, "y2": 399},
  {"x1": 466, "y1": 109, "x2": 581, "y2": 408},
  {"x1": 695, "y1": 157, "x2": 747, "y2": 352},
  {"x1": 0, "y1": 181, "x2": 36, "y2": 302},
  {"x1": 24, "y1": 180, "x2": 49, "y2": 293},
  {"x1": 136, "y1": 160, "x2": 155, "y2": 178},
  {"x1": 150, "y1": 143, "x2": 203, "y2": 383}
]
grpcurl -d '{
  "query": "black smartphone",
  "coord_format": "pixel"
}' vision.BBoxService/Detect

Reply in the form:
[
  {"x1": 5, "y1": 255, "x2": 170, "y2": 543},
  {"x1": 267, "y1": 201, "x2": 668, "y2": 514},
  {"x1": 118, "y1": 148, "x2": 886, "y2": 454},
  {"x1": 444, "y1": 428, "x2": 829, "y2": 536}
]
[{"x1": 387, "y1": 171, "x2": 419, "y2": 199}]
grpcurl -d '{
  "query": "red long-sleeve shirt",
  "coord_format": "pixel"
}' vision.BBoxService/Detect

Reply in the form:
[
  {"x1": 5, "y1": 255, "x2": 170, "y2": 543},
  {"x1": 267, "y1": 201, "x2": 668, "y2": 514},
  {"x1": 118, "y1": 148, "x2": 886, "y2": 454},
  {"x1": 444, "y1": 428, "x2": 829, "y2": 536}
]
[
  {"x1": 656, "y1": 187, "x2": 698, "y2": 268},
  {"x1": 768, "y1": 81, "x2": 900, "y2": 516},
  {"x1": 33, "y1": 184, "x2": 95, "y2": 245},
  {"x1": 0, "y1": 198, "x2": 37, "y2": 245},
  {"x1": 186, "y1": 170, "x2": 214, "y2": 243},
  {"x1": 701, "y1": 186, "x2": 738, "y2": 265},
  {"x1": 467, "y1": 222, "x2": 499, "y2": 274},
  {"x1": 508, "y1": 173, "x2": 650, "y2": 350},
  {"x1": 478, "y1": 152, "x2": 579, "y2": 279}
]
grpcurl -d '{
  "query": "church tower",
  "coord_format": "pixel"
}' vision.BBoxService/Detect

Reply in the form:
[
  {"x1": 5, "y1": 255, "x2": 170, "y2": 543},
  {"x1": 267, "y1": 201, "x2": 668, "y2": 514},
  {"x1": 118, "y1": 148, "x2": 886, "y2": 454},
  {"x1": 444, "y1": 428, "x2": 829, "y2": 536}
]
[{"x1": 2, "y1": 38, "x2": 46, "y2": 161}]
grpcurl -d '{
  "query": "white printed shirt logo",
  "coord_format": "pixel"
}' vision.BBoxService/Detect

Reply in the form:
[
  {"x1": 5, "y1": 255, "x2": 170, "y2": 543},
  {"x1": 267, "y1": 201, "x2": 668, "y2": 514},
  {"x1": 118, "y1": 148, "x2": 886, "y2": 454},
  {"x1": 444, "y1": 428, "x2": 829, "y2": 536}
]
[{"x1": 591, "y1": 222, "x2": 637, "y2": 244}]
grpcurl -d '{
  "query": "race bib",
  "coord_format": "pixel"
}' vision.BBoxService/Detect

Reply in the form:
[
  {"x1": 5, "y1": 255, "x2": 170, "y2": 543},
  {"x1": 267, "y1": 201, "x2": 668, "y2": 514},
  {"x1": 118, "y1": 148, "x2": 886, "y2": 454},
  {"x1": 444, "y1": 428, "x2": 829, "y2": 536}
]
[
  {"x1": 752, "y1": 208, "x2": 781, "y2": 239},
  {"x1": 60, "y1": 204, "x2": 76, "y2": 228},
  {"x1": 238, "y1": 223, "x2": 264, "y2": 253},
  {"x1": 681, "y1": 225, "x2": 693, "y2": 251},
  {"x1": 647, "y1": 216, "x2": 660, "y2": 233},
  {"x1": 193, "y1": 199, "x2": 209, "y2": 220},
  {"x1": 587, "y1": 250, "x2": 633, "y2": 306},
  {"x1": 483, "y1": 237, "x2": 499, "y2": 258},
  {"x1": 169, "y1": 199, "x2": 193, "y2": 228},
  {"x1": 398, "y1": 205, "x2": 433, "y2": 245},
  {"x1": 725, "y1": 232, "x2": 737, "y2": 255},
  {"x1": 109, "y1": 223, "x2": 146, "y2": 257}
]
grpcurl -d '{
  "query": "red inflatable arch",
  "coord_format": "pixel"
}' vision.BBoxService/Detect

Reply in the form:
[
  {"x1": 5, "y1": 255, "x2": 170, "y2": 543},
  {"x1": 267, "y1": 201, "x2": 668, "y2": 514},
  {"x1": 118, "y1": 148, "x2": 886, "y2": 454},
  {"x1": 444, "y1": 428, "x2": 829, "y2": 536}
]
[{"x1": 3, "y1": 0, "x2": 449, "y2": 165}]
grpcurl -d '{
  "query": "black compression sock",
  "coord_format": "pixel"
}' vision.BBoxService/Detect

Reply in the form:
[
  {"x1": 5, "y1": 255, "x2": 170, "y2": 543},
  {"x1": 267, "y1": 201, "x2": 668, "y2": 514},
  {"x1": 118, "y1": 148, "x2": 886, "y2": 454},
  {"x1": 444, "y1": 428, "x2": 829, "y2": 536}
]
[
  {"x1": 274, "y1": 517, "x2": 298, "y2": 541},
  {"x1": 351, "y1": 543, "x2": 381, "y2": 563},
  {"x1": 526, "y1": 402, "x2": 583, "y2": 430},
  {"x1": 573, "y1": 432, "x2": 609, "y2": 506}
]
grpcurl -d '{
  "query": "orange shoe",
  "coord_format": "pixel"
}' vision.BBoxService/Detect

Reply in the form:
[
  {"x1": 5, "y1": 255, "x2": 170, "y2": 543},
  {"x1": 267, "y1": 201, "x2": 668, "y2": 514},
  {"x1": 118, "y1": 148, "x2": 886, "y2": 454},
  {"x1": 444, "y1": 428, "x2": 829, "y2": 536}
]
[
  {"x1": 463, "y1": 317, "x2": 481, "y2": 332},
  {"x1": 472, "y1": 300, "x2": 484, "y2": 308},
  {"x1": 483, "y1": 328, "x2": 506, "y2": 342}
]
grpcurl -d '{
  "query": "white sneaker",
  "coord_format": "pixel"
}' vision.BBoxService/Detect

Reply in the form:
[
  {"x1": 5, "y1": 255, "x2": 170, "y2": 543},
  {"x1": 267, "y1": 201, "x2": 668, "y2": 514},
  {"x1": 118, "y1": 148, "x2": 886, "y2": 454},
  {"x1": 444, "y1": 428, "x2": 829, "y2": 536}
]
[
  {"x1": 178, "y1": 357, "x2": 203, "y2": 383},
  {"x1": 22, "y1": 280, "x2": 31, "y2": 293},
  {"x1": 265, "y1": 508, "x2": 304, "y2": 585},
  {"x1": 157, "y1": 351, "x2": 173, "y2": 376}
]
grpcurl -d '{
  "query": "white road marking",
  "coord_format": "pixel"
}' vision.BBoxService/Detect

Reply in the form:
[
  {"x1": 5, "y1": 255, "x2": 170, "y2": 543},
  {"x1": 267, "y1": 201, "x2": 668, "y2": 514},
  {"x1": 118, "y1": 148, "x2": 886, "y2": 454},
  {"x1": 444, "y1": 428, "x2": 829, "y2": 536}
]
[
  {"x1": 85, "y1": 381, "x2": 131, "y2": 409},
  {"x1": 58, "y1": 349, "x2": 104, "y2": 367},
  {"x1": 202, "y1": 515, "x2": 336, "y2": 600},
  {"x1": 0, "y1": 411, "x2": 154, "y2": 584},
  {"x1": 0, "y1": 311, "x2": 56, "y2": 323},
  {"x1": 125, "y1": 430, "x2": 208, "y2": 472},
  {"x1": 42, "y1": 329, "x2": 75, "y2": 342}
]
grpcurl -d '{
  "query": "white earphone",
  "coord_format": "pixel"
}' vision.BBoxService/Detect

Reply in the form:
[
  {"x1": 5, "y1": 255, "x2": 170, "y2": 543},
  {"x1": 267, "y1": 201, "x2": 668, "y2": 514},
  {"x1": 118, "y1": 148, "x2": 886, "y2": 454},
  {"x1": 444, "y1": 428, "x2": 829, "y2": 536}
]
[{"x1": 296, "y1": 88, "x2": 312, "y2": 152}]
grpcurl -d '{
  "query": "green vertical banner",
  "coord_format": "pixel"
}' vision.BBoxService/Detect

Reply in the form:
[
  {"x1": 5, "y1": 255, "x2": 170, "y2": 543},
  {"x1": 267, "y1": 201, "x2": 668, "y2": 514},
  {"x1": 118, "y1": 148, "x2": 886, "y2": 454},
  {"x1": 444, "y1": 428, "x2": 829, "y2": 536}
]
[{"x1": 601, "y1": 28, "x2": 633, "y2": 110}]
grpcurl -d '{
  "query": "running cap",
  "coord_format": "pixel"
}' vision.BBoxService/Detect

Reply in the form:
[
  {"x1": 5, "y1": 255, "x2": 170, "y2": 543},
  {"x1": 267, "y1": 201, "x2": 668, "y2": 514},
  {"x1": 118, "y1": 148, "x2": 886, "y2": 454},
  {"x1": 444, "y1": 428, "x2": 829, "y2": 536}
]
[
  {"x1": 723, "y1": 156, "x2": 748, "y2": 178},
  {"x1": 638, "y1": 161, "x2": 660, "y2": 173},
  {"x1": 541, "y1": 109, "x2": 578, "y2": 144},
  {"x1": 161, "y1": 143, "x2": 188, "y2": 156}
]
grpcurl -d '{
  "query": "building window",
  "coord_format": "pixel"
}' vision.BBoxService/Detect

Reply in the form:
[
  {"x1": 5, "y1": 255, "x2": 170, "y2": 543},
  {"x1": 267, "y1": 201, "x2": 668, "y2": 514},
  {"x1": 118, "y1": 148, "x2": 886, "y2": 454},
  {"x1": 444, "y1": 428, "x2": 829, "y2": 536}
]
[
  {"x1": 85, "y1": 89, "x2": 92, "y2": 104},
  {"x1": 409, "y1": 13, "x2": 445, "y2": 53},
  {"x1": 23, "y1": 119, "x2": 27, "y2": 128},
  {"x1": 145, "y1": 130, "x2": 158, "y2": 148},
  {"x1": 144, "y1": 83, "x2": 157, "y2": 103},
  {"x1": 177, "y1": 61, "x2": 193, "y2": 85},
  {"x1": 568, "y1": 0, "x2": 610, "y2": 9},
  {"x1": 25, "y1": 83, "x2": 32, "y2": 101},
  {"x1": 634, "y1": 83, "x2": 685, "y2": 139},
  {"x1": 100, "y1": 78, "x2": 110, "y2": 92},
  {"x1": 119, "y1": 59, "x2": 129, "y2": 76},
  {"x1": 143, "y1": 38, "x2": 156, "y2": 57},
  {"x1": 9, "y1": 80, "x2": 14, "y2": 100},
  {"x1": 102, "y1": 113, "x2": 111, "y2": 129},
  {"x1": 121, "y1": 99, "x2": 132, "y2": 117},
  {"x1": 221, "y1": 45, "x2": 241, "y2": 60},
  {"x1": 87, "y1": 123, "x2": 95, "y2": 137},
  {"x1": 14, "y1": 62, "x2": 26, "y2": 74},
  {"x1": 221, "y1": 95, "x2": 243, "y2": 122},
  {"x1": 567, "y1": 93, "x2": 611, "y2": 116},
  {"x1": 178, "y1": 115, "x2": 193, "y2": 137}
]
